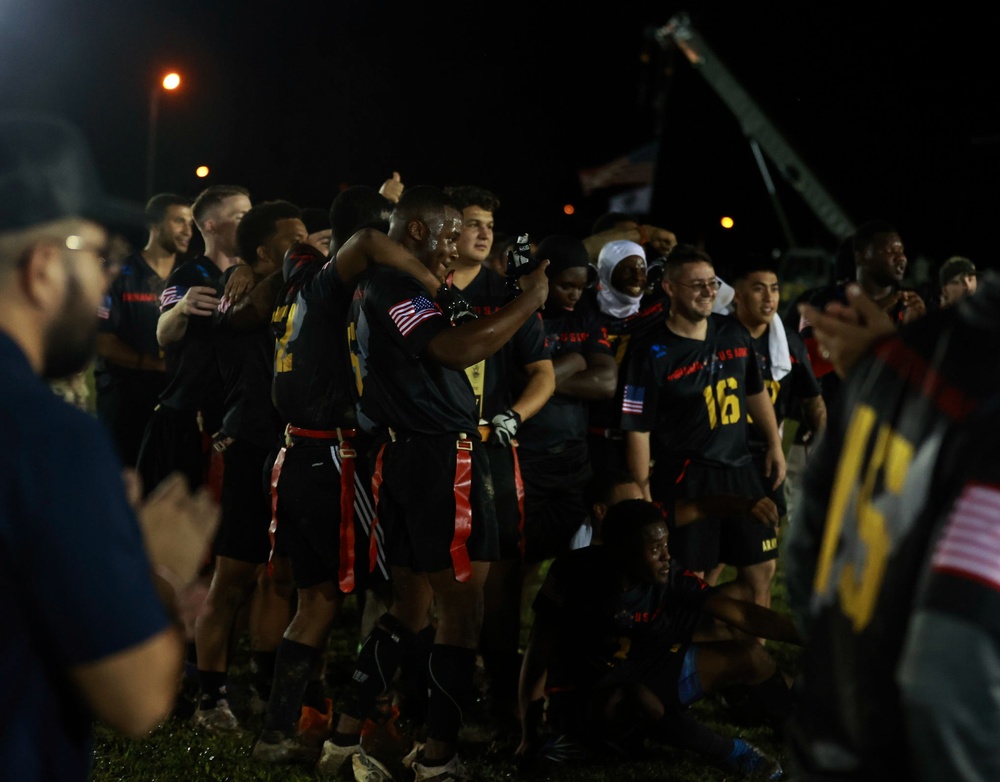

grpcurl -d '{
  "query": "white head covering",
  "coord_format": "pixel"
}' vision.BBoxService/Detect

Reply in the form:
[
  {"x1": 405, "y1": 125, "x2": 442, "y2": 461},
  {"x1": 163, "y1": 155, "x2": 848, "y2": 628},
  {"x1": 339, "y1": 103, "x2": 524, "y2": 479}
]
[{"x1": 597, "y1": 240, "x2": 646, "y2": 319}]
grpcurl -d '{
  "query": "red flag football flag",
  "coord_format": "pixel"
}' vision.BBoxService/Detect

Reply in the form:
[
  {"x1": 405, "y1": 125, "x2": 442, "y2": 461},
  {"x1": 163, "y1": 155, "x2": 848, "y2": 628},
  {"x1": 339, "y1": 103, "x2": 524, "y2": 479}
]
[{"x1": 578, "y1": 141, "x2": 658, "y2": 195}]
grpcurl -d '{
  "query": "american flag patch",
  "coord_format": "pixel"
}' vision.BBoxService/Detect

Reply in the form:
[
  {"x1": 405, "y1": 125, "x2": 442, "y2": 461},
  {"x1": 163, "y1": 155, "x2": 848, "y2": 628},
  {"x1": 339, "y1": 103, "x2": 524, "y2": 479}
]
[
  {"x1": 622, "y1": 384, "x2": 645, "y2": 415},
  {"x1": 160, "y1": 285, "x2": 185, "y2": 310},
  {"x1": 97, "y1": 294, "x2": 110, "y2": 320},
  {"x1": 931, "y1": 483, "x2": 1000, "y2": 590},
  {"x1": 389, "y1": 294, "x2": 440, "y2": 337}
]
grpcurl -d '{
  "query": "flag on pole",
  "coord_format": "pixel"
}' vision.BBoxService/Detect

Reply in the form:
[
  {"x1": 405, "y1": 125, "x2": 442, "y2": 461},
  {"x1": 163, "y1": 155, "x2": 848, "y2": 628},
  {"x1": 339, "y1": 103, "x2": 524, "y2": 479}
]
[{"x1": 578, "y1": 142, "x2": 658, "y2": 196}]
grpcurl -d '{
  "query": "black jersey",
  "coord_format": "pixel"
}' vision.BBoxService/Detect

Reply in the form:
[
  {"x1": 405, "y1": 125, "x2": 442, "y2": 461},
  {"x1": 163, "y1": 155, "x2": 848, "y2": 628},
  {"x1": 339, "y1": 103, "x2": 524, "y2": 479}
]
[
  {"x1": 533, "y1": 543, "x2": 714, "y2": 691},
  {"x1": 620, "y1": 313, "x2": 763, "y2": 468},
  {"x1": 516, "y1": 303, "x2": 612, "y2": 452},
  {"x1": 215, "y1": 266, "x2": 282, "y2": 449},
  {"x1": 272, "y1": 256, "x2": 358, "y2": 430},
  {"x1": 584, "y1": 289, "x2": 669, "y2": 433},
  {"x1": 95, "y1": 251, "x2": 168, "y2": 378},
  {"x1": 357, "y1": 266, "x2": 477, "y2": 435},
  {"x1": 746, "y1": 322, "x2": 821, "y2": 455},
  {"x1": 456, "y1": 267, "x2": 550, "y2": 420},
  {"x1": 156, "y1": 257, "x2": 225, "y2": 426},
  {"x1": 784, "y1": 272, "x2": 1000, "y2": 781}
]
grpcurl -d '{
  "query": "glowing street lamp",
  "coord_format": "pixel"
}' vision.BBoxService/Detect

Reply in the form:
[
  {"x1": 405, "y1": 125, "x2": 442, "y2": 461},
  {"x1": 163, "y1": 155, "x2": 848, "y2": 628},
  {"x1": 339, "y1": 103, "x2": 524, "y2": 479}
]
[{"x1": 146, "y1": 71, "x2": 182, "y2": 198}]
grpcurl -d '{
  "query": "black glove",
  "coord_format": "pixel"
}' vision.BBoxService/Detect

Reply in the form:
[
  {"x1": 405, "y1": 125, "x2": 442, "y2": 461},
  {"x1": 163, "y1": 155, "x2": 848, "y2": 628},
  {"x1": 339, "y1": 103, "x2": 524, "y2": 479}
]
[
  {"x1": 504, "y1": 233, "x2": 534, "y2": 303},
  {"x1": 435, "y1": 280, "x2": 478, "y2": 325},
  {"x1": 489, "y1": 408, "x2": 521, "y2": 447}
]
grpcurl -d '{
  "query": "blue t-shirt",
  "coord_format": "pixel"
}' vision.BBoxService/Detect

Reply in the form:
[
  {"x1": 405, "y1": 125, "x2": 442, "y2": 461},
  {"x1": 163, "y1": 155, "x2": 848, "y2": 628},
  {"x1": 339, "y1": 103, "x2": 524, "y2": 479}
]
[{"x1": 0, "y1": 334, "x2": 170, "y2": 781}]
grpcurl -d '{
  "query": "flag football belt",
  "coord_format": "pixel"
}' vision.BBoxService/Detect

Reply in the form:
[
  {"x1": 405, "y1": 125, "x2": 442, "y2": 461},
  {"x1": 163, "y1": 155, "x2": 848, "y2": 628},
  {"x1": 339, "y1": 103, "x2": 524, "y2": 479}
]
[
  {"x1": 268, "y1": 424, "x2": 360, "y2": 590},
  {"x1": 476, "y1": 422, "x2": 525, "y2": 554},
  {"x1": 371, "y1": 431, "x2": 477, "y2": 582}
]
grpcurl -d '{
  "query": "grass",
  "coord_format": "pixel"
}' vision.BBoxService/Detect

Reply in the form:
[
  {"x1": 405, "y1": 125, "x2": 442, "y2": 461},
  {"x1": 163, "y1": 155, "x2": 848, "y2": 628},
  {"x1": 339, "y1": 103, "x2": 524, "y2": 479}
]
[{"x1": 90, "y1": 538, "x2": 802, "y2": 782}]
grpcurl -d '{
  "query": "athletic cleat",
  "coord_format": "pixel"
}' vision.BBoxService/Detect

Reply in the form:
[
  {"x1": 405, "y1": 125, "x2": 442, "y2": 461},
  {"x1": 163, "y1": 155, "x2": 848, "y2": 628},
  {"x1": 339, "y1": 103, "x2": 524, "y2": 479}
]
[
  {"x1": 191, "y1": 699, "x2": 239, "y2": 733},
  {"x1": 248, "y1": 685, "x2": 268, "y2": 715},
  {"x1": 401, "y1": 741, "x2": 425, "y2": 770},
  {"x1": 315, "y1": 740, "x2": 359, "y2": 775},
  {"x1": 251, "y1": 732, "x2": 320, "y2": 764},
  {"x1": 725, "y1": 738, "x2": 783, "y2": 780},
  {"x1": 351, "y1": 746, "x2": 394, "y2": 781},
  {"x1": 411, "y1": 752, "x2": 471, "y2": 782}
]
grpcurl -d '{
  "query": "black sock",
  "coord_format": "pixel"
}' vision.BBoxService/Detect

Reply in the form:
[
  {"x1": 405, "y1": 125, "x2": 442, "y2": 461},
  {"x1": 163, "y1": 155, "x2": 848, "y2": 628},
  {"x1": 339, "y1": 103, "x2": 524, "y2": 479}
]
[
  {"x1": 197, "y1": 670, "x2": 228, "y2": 709},
  {"x1": 398, "y1": 625, "x2": 434, "y2": 721},
  {"x1": 302, "y1": 674, "x2": 327, "y2": 711},
  {"x1": 263, "y1": 639, "x2": 320, "y2": 735},
  {"x1": 252, "y1": 650, "x2": 277, "y2": 701},
  {"x1": 426, "y1": 644, "x2": 476, "y2": 746}
]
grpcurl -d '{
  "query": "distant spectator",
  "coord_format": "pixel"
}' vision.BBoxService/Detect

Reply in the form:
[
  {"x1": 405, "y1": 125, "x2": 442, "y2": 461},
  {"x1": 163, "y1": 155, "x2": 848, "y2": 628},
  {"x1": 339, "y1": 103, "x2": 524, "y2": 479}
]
[{"x1": 937, "y1": 255, "x2": 977, "y2": 308}]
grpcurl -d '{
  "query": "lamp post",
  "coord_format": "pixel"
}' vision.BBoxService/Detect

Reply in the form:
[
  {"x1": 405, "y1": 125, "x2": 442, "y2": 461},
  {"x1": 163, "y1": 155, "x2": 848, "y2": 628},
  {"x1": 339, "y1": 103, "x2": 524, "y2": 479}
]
[{"x1": 145, "y1": 71, "x2": 181, "y2": 199}]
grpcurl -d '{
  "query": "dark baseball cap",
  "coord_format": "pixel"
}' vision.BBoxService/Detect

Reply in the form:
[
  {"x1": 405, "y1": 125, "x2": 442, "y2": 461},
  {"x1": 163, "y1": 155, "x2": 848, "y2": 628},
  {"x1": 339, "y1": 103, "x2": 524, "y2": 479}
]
[
  {"x1": 939, "y1": 255, "x2": 976, "y2": 286},
  {"x1": 0, "y1": 111, "x2": 143, "y2": 233}
]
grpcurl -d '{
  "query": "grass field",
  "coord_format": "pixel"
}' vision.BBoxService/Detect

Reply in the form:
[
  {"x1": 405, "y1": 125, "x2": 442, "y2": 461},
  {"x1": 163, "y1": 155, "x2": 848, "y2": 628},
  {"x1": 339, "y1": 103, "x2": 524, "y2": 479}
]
[{"x1": 91, "y1": 548, "x2": 802, "y2": 782}]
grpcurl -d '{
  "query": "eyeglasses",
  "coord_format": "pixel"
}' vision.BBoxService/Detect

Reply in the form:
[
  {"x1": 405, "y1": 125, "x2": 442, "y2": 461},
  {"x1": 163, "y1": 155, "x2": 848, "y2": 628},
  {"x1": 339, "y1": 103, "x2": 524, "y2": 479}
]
[{"x1": 674, "y1": 278, "x2": 721, "y2": 293}]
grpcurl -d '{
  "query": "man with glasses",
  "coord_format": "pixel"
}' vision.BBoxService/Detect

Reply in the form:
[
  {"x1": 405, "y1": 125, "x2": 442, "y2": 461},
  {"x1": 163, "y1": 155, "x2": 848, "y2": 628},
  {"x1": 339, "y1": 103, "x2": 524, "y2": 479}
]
[
  {"x1": 0, "y1": 111, "x2": 219, "y2": 781},
  {"x1": 620, "y1": 244, "x2": 785, "y2": 610}
]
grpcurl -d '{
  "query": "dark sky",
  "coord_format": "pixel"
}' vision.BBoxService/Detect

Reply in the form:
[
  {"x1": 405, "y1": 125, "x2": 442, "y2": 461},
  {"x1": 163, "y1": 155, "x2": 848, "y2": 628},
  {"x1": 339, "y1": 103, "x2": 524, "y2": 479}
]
[{"x1": 3, "y1": 1, "x2": 996, "y2": 281}]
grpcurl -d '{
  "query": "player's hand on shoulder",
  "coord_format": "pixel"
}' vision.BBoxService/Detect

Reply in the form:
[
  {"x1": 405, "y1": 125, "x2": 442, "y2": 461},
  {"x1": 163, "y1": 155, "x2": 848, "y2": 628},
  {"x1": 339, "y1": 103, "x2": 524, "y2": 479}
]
[
  {"x1": 222, "y1": 264, "x2": 255, "y2": 305},
  {"x1": 180, "y1": 285, "x2": 222, "y2": 317}
]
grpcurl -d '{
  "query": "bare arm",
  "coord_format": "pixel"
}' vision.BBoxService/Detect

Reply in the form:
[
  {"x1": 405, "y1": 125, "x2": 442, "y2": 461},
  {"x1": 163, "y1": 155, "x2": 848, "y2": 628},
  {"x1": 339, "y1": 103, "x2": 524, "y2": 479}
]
[
  {"x1": 222, "y1": 269, "x2": 282, "y2": 331},
  {"x1": 516, "y1": 621, "x2": 555, "y2": 757},
  {"x1": 800, "y1": 394, "x2": 827, "y2": 440},
  {"x1": 156, "y1": 286, "x2": 221, "y2": 346},
  {"x1": 96, "y1": 332, "x2": 165, "y2": 372},
  {"x1": 511, "y1": 359, "x2": 555, "y2": 423},
  {"x1": 746, "y1": 389, "x2": 786, "y2": 489},
  {"x1": 626, "y1": 430, "x2": 652, "y2": 501},
  {"x1": 583, "y1": 224, "x2": 677, "y2": 263},
  {"x1": 335, "y1": 227, "x2": 441, "y2": 294},
  {"x1": 425, "y1": 263, "x2": 549, "y2": 370},
  {"x1": 702, "y1": 593, "x2": 803, "y2": 645},
  {"x1": 555, "y1": 350, "x2": 618, "y2": 400}
]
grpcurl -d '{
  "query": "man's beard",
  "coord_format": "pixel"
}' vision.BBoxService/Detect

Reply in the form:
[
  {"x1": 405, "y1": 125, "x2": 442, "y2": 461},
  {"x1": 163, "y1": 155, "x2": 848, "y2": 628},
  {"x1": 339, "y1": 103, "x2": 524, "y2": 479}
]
[{"x1": 42, "y1": 275, "x2": 98, "y2": 380}]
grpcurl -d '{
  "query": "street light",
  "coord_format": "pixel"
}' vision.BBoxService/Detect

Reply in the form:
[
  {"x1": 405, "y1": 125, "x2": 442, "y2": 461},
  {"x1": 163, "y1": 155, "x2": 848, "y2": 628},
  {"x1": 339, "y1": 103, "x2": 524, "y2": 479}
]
[{"x1": 145, "y1": 71, "x2": 181, "y2": 199}]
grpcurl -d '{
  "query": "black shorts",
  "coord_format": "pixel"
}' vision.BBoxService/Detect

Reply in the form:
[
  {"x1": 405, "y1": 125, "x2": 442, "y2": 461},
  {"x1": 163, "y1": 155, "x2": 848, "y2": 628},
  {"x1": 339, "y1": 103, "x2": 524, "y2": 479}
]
[
  {"x1": 135, "y1": 404, "x2": 209, "y2": 497},
  {"x1": 214, "y1": 438, "x2": 271, "y2": 563},
  {"x1": 519, "y1": 440, "x2": 592, "y2": 564},
  {"x1": 272, "y1": 438, "x2": 385, "y2": 592},
  {"x1": 484, "y1": 441, "x2": 524, "y2": 560},
  {"x1": 376, "y1": 432, "x2": 499, "y2": 576},
  {"x1": 653, "y1": 459, "x2": 776, "y2": 571}
]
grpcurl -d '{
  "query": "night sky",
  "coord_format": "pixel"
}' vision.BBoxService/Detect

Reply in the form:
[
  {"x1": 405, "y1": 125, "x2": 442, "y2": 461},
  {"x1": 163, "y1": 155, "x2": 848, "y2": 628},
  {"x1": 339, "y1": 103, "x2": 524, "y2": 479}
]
[{"x1": 2, "y1": 1, "x2": 996, "y2": 281}]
